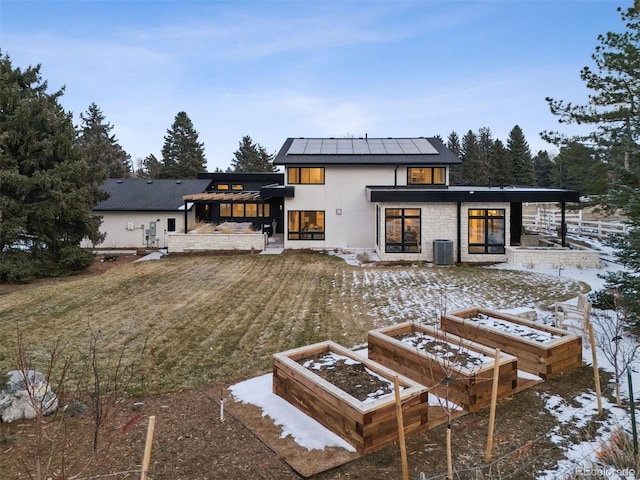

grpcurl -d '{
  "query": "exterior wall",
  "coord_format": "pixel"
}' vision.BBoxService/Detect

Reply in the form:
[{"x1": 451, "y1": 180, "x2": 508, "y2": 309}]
[
  {"x1": 82, "y1": 210, "x2": 195, "y2": 249},
  {"x1": 284, "y1": 165, "x2": 397, "y2": 249},
  {"x1": 374, "y1": 202, "x2": 510, "y2": 264},
  {"x1": 375, "y1": 203, "x2": 458, "y2": 262},
  {"x1": 168, "y1": 233, "x2": 267, "y2": 253},
  {"x1": 505, "y1": 246, "x2": 600, "y2": 268}
]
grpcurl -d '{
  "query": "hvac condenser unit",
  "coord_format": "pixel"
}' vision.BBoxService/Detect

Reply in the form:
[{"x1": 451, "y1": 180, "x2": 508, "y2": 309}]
[{"x1": 433, "y1": 239, "x2": 454, "y2": 265}]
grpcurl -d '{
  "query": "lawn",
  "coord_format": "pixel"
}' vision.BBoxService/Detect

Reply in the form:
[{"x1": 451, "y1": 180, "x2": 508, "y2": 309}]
[{"x1": 0, "y1": 252, "x2": 588, "y2": 394}]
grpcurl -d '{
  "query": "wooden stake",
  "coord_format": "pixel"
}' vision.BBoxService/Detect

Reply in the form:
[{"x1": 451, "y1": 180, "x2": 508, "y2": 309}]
[
  {"x1": 588, "y1": 321, "x2": 603, "y2": 414},
  {"x1": 393, "y1": 376, "x2": 409, "y2": 480},
  {"x1": 140, "y1": 415, "x2": 156, "y2": 480},
  {"x1": 446, "y1": 424, "x2": 453, "y2": 480},
  {"x1": 485, "y1": 348, "x2": 501, "y2": 462}
]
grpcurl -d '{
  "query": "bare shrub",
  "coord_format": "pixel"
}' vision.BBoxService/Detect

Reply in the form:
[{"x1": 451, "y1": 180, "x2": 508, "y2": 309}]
[{"x1": 595, "y1": 426, "x2": 639, "y2": 473}]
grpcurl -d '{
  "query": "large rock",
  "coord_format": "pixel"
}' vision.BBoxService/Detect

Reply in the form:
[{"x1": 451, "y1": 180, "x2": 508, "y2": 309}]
[{"x1": 0, "y1": 370, "x2": 58, "y2": 423}]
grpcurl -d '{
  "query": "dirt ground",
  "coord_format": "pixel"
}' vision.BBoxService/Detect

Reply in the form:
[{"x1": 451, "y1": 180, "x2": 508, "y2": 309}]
[
  {"x1": 0, "y1": 253, "x2": 614, "y2": 479},
  {"x1": 0, "y1": 364, "x2": 609, "y2": 480}
]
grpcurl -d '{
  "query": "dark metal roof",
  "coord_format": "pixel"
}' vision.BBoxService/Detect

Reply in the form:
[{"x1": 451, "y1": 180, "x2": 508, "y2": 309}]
[
  {"x1": 273, "y1": 137, "x2": 462, "y2": 166},
  {"x1": 94, "y1": 178, "x2": 212, "y2": 211},
  {"x1": 366, "y1": 185, "x2": 580, "y2": 203}
]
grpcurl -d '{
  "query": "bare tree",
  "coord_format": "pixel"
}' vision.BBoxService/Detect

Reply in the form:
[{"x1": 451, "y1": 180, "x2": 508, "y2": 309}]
[
  {"x1": 79, "y1": 324, "x2": 148, "y2": 452},
  {"x1": 12, "y1": 331, "x2": 71, "y2": 480},
  {"x1": 593, "y1": 291, "x2": 640, "y2": 406}
]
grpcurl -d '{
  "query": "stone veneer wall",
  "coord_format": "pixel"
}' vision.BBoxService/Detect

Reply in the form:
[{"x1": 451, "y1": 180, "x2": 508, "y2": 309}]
[
  {"x1": 505, "y1": 246, "x2": 600, "y2": 268},
  {"x1": 168, "y1": 233, "x2": 267, "y2": 253}
]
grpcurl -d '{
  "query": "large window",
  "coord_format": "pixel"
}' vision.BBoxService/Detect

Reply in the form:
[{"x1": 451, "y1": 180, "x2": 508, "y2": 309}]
[
  {"x1": 288, "y1": 167, "x2": 325, "y2": 184},
  {"x1": 385, "y1": 208, "x2": 421, "y2": 253},
  {"x1": 288, "y1": 211, "x2": 325, "y2": 240},
  {"x1": 407, "y1": 167, "x2": 446, "y2": 185},
  {"x1": 468, "y1": 209, "x2": 505, "y2": 254},
  {"x1": 219, "y1": 203, "x2": 270, "y2": 218}
]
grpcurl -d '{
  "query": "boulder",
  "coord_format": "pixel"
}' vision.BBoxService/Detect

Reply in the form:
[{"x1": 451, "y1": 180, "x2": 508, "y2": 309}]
[{"x1": 0, "y1": 370, "x2": 58, "y2": 423}]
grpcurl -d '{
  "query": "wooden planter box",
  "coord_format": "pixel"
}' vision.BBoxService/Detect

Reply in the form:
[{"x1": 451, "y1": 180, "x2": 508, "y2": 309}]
[
  {"x1": 441, "y1": 307, "x2": 582, "y2": 379},
  {"x1": 368, "y1": 322, "x2": 518, "y2": 412},
  {"x1": 273, "y1": 341, "x2": 429, "y2": 454}
]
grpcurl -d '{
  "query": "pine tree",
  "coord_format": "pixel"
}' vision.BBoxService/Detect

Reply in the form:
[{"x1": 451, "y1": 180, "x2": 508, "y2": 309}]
[
  {"x1": 230, "y1": 135, "x2": 276, "y2": 172},
  {"x1": 490, "y1": 139, "x2": 514, "y2": 186},
  {"x1": 76, "y1": 102, "x2": 131, "y2": 182},
  {"x1": 507, "y1": 125, "x2": 535, "y2": 185},
  {"x1": 447, "y1": 131, "x2": 463, "y2": 184},
  {"x1": 477, "y1": 127, "x2": 494, "y2": 186},
  {"x1": 0, "y1": 52, "x2": 106, "y2": 282},
  {"x1": 137, "y1": 154, "x2": 163, "y2": 179},
  {"x1": 160, "y1": 112, "x2": 207, "y2": 178},
  {"x1": 533, "y1": 150, "x2": 554, "y2": 188},
  {"x1": 459, "y1": 130, "x2": 483, "y2": 185},
  {"x1": 544, "y1": 3, "x2": 640, "y2": 324},
  {"x1": 550, "y1": 142, "x2": 608, "y2": 196}
]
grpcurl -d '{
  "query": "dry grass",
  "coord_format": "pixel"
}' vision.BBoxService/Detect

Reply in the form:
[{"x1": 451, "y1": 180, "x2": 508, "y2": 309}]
[{"x1": 0, "y1": 252, "x2": 588, "y2": 394}]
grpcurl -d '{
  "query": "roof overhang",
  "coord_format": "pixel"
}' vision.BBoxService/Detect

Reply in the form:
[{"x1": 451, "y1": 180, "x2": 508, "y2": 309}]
[
  {"x1": 366, "y1": 186, "x2": 580, "y2": 203},
  {"x1": 260, "y1": 184, "x2": 295, "y2": 198}
]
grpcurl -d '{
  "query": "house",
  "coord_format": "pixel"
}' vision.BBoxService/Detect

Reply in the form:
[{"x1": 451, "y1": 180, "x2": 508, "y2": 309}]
[
  {"x1": 85, "y1": 173, "x2": 286, "y2": 249},
  {"x1": 272, "y1": 137, "x2": 580, "y2": 264},
  {"x1": 183, "y1": 172, "x2": 287, "y2": 234},
  {"x1": 87, "y1": 137, "x2": 585, "y2": 265},
  {"x1": 82, "y1": 178, "x2": 211, "y2": 249}
]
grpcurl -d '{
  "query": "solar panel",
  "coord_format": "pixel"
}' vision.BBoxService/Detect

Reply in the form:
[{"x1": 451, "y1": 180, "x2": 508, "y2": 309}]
[{"x1": 287, "y1": 138, "x2": 438, "y2": 155}]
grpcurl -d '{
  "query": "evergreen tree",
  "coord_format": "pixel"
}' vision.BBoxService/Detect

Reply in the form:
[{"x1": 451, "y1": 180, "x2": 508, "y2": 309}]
[
  {"x1": 459, "y1": 130, "x2": 483, "y2": 185},
  {"x1": 160, "y1": 111, "x2": 207, "y2": 178},
  {"x1": 533, "y1": 150, "x2": 554, "y2": 188},
  {"x1": 550, "y1": 142, "x2": 609, "y2": 196},
  {"x1": 544, "y1": 3, "x2": 640, "y2": 324},
  {"x1": 138, "y1": 154, "x2": 163, "y2": 179},
  {"x1": 446, "y1": 131, "x2": 463, "y2": 184},
  {"x1": 76, "y1": 102, "x2": 131, "y2": 182},
  {"x1": 0, "y1": 52, "x2": 106, "y2": 282},
  {"x1": 507, "y1": 125, "x2": 535, "y2": 185},
  {"x1": 490, "y1": 139, "x2": 514, "y2": 186},
  {"x1": 477, "y1": 127, "x2": 494, "y2": 186},
  {"x1": 230, "y1": 135, "x2": 276, "y2": 172}
]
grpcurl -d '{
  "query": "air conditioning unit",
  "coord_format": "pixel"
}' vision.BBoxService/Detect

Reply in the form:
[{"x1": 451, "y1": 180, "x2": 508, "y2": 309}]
[{"x1": 433, "y1": 239, "x2": 454, "y2": 265}]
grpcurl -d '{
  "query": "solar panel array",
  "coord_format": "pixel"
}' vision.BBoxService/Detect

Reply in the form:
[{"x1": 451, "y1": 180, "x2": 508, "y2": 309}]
[{"x1": 287, "y1": 138, "x2": 438, "y2": 155}]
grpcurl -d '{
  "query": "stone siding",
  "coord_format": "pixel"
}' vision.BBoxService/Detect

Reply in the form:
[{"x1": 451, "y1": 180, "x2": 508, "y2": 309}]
[
  {"x1": 168, "y1": 233, "x2": 267, "y2": 253},
  {"x1": 505, "y1": 246, "x2": 600, "y2": 268}
]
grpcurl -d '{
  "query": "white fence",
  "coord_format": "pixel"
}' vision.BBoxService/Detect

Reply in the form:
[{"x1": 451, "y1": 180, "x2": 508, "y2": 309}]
[{"x1": 523, "y1": 208, "x2": 630, "y2": 240}]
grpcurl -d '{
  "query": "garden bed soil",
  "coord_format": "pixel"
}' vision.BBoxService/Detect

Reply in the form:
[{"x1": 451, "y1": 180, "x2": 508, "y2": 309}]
[
  {"x1": 273, "y1": 341, "x2": 430, "y2": 455},
  {"x1": 442, "y1": 307, "x2": 583, "y2": 379},
  {"x1": 368, "y1": 322, "x2": 519, "y2": 412}
]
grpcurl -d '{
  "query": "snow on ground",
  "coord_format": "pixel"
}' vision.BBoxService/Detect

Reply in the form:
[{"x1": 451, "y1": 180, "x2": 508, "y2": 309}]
[{"x1": 232, "y1": 241, "x2": 639, "y2": 478}]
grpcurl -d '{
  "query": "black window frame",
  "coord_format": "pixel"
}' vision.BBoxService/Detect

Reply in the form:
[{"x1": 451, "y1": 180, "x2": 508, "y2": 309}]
[
  {"x1": 407, "y1": 167, "x2": 446, "y2": 185},
  {"x1": 468, "y1": 208, "x2": 506, "y2": 254},
  {"x1": 287, "y1": 167, "x2": 325, "y2": 185},
  {"x1": 385, "y1": 208, "x2": 421, "y2": 253},
  {"x1": 288, "y1": 210, "x2": 325, "y2": 240}
]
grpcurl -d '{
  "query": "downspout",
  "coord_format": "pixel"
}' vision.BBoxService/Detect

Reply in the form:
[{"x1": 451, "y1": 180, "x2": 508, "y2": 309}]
[
  {"x1": 561, "y1": 202, "x2": 566, "y2": 247},
  {"x1": 457, "y1": 202, "x2": 462, "y2": 263},
  {"x1": 394, "y1": 165, "x2": 399, "y2": 188},
  {"x1": 184, "y1": 200, "x2": 188, "y2": 234}
]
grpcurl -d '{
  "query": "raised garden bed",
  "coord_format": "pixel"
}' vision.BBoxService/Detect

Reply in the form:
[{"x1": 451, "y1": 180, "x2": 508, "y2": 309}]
[
  {"x1": 441, "y1": 307, "x2": 582, "y2": 379},
  {"x1": 272, "y1": 341, "x2": 429, "y2": 454},
  {"x1": 368, "y1": 322, "x2": 518, "y2": 412}
]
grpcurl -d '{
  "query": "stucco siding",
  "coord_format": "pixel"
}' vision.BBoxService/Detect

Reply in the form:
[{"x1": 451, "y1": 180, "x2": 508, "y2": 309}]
[
  {"x1": 82, "y1": 211, "x2": 195, "y2": 249},
  {"x1": 284, "y1": 165, "x2": 394, "y2": 249}
]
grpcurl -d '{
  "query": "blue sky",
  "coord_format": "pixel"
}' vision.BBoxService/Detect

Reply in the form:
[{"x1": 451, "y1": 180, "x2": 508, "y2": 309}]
[{"x1": 0, "y1": 0, "x2": 629, "y2": 172}]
